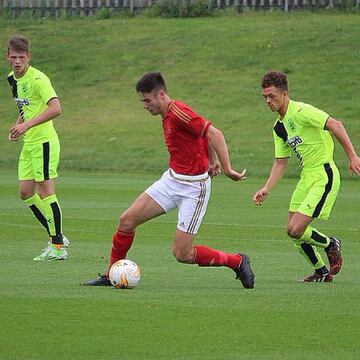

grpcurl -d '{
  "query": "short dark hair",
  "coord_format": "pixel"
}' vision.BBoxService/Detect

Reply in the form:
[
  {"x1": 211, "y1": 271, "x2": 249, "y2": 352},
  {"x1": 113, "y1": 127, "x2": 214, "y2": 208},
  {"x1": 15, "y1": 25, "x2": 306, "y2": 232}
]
[
  {"x1": 136, "y1": 72, "x2": 167, "y2": 93},
  {"x1": 261, "y1": 71, "x2": 288, "y2": 91},
  {"x1": 7, "y1": 35, "x2": 30, "y2": 53}
]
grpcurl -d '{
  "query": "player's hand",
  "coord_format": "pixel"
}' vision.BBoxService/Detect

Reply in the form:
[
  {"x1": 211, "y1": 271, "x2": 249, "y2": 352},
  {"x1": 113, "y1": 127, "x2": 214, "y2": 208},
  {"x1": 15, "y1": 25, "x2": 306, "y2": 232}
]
[
  {"x1": 253, "y1": 187, "x2": 269, "y2": 206},
  {"x1": 8, "y1": 130, "x2": 20, "y2": 141},
  {"x1": 9, "y1": 122, "x2": 28, "y2": 140},
  {"x1": 349, "y1": 155, "x2": 360, "y2": 176},
  {"x1": 224, "y1": 168, "x2": 247, "y2": 181},
  {"x1": 208, "y1": 161, "x2": 221, "y2": 178}
]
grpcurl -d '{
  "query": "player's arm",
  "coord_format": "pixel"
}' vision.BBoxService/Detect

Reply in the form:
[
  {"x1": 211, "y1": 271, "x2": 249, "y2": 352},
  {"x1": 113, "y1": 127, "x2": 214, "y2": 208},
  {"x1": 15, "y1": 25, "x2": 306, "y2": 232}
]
[
  {"x1": 8, "y1": 116, "x2": 23, "y2": 141},
  {"x1": 208, "y1": 143, "x2": 221, "y2": 177},
  {"x1": 9, "y1": 98, "x2": 62, "y2": 140},
  {"x1": 326, "y1": 117, "x2": 360, "y2": 176},
  {"x1": 206, "y1": 125, "x2": 246, "y2": 181},
  {"x1": 253, "y1": 157, "x2": 288, "y2": 205}
]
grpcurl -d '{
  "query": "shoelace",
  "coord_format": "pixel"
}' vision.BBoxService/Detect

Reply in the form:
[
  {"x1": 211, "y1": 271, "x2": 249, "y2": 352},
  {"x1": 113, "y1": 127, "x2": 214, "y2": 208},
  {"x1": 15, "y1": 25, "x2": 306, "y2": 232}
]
[
  {"x1": 36, "y1": 245, "x2": 54, "y2": 258},
  {"x1": 42, "y1": 243, "x2": 63, "y2": 252}
]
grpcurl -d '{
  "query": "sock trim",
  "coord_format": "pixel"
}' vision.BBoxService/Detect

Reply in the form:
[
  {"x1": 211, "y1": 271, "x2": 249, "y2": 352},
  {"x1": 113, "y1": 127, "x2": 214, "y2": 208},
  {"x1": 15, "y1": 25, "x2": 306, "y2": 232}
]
[
  {"x1": 50, "y1": 201, "x2": 62, "y2": 235},
  {"x1": 29, "y1": 204, "x2": 50, "y2": 235},
  {"x1": 300, "y1": 243, "x2": 319, "y2": 266}
]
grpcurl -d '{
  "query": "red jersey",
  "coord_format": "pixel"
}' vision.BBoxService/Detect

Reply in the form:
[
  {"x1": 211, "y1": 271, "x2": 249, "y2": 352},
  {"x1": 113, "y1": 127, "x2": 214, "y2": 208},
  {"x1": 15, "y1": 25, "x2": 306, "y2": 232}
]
[{"x1": 162, "y1": 100, "x2": 211, "y2": 175}]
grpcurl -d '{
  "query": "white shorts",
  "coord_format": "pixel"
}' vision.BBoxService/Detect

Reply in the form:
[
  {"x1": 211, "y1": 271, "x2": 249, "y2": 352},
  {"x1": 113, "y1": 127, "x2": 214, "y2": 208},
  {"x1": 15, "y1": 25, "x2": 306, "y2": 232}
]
[{"x1": 145, "y1": 169, "x2": 211, "y2": 235}]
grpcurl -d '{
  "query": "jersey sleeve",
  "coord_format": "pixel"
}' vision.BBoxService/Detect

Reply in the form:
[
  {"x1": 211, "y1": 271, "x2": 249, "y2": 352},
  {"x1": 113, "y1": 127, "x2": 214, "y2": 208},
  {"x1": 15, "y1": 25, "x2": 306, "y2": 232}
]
[
  {"x1": 34, "y1": 73, "x2": 58, "y2": 104},
  {"x1": 296, "y1": 103, "x2": 329, "y2": 129},
  {"x1": 273, "y1": 130, "x2": 291, "y2": 158},
  {"x1": 171, "y1": 103, "x2": 211, "y2": 137}
]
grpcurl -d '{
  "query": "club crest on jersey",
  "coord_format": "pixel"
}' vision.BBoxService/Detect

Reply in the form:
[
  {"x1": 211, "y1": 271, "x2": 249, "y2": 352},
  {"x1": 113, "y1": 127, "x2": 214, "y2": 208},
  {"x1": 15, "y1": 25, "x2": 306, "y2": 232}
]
[
  {"x1": 287, "y1": 118, "x2": 296, "y2": 132},
  {"x1": 14, "y1": 98, "x2": 30, "y2": 106},
  {"x1": 286, "y1": 135, "x2": 302, "y2": 148}
]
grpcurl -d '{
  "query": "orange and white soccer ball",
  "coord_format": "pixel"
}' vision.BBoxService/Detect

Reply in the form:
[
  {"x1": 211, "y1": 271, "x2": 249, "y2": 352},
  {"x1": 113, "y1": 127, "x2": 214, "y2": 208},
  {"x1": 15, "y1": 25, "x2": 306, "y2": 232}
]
[{"x1": 109, "y1": 259, "x2": 141, "y2": 289}]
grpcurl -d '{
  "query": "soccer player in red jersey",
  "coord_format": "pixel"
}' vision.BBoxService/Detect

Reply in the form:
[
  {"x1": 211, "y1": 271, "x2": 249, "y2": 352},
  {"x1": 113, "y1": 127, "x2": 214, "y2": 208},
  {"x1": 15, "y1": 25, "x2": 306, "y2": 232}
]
[{"x1": 84, "y1": 72, "x2": 255, "y2": 289}]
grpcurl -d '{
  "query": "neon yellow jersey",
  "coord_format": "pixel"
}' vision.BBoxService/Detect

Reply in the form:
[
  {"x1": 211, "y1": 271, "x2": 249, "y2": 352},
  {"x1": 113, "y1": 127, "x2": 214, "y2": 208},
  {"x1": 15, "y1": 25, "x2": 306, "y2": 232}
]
[
  {"x1": 7, "y1": 66, "x2": 58, "y2": 144},
  {"x1": 273, "y1": 100, "x2": 334, "y2": 169}
]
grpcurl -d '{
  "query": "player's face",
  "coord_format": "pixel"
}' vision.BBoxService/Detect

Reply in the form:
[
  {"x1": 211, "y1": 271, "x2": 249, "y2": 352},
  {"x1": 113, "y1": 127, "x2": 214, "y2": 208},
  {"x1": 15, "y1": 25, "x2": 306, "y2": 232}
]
[
  {"x1": 262, "y1": 86, "x2": 287, "y2": 113},
  {"x1": 7, "y1": 49, "x2": 31, "y2": 78},
  {"x1": 138, "y1": 90, "x2": 165, "y2": 116}
]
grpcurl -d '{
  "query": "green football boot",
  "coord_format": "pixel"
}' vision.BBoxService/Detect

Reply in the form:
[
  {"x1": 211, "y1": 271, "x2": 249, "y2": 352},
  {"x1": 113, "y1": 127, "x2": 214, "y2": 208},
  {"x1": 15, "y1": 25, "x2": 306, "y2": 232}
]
[{"x1": 33, "y1": 244, "x2": 68, "y2": 261}]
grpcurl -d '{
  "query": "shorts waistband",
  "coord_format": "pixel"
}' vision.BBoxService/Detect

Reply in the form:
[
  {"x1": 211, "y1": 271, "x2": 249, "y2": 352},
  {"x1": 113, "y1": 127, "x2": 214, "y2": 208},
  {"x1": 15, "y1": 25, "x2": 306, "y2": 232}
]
[{"x1": 168, "y1": 169, "x2": 209, "y2": 182}]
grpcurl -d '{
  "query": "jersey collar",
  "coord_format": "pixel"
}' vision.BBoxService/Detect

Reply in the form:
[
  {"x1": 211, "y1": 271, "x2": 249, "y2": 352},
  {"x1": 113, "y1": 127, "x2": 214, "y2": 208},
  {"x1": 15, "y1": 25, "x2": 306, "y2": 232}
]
[
  {"x1": 163, "y1": 99, "x2": 175, "y2": 119},
  {"x1": 278, "y1": 99, "x2": 293, "y2": 122},
  {"x1": 14, "y1": 65, "x2": 32, "y2": 81}
]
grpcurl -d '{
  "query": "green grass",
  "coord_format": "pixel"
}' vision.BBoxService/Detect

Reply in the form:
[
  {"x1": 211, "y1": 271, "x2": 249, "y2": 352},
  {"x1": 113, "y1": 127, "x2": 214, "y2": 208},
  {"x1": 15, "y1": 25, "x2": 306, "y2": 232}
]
[
  {"x1": 0, "y1": 13, "x2": 359, "y2": 177},
  {"x1": 1, "y1": 170, "x2": 360, "y2": 359},
  {"x1": 1, "y1": 13, "x2": 360, "y2": 359}
]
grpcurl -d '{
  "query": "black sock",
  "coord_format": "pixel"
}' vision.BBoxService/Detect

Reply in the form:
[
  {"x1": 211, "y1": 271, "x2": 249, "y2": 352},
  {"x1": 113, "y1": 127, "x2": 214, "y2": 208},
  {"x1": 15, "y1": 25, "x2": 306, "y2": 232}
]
[{"x1": 51, "y1": 234, "x2": 64, "y2": 245}]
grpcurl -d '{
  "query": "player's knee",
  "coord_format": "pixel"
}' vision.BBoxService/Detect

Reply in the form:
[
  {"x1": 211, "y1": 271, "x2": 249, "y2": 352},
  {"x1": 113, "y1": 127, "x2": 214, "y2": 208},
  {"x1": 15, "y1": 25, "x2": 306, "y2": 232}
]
[
  {"x1": 19, "y1": 189, "x2": 33, "y2": 200},
  {"x1": 119, "y1": 212, "x2": 136, "y2": 232},
  {"x1": 37, "y1": 189, "x2": 47, "y2": 199},
  {"x1": 19, "y1": 191, "x2": 27, "y2": 200},
  {"x1": 173, "y1": 253, "x2": 189, "y2": 264},
  {"x1": 172, "y1": 247, "x2": 192, "y2": 264},
  {"x1": 287, "y1": 224, "x2": 303, "y2": 239}
]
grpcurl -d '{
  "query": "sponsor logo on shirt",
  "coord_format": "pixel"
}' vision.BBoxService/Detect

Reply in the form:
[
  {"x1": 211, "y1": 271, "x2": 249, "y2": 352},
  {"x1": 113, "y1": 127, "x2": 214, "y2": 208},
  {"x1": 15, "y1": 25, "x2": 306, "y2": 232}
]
[
  {"x1": 286, "y1": 135, "x2": 302, "y2": 149},
  {"x1": 14, "y1": 98, "x2": 30, "y2": 106},
  {"x1": 287, "y1": 136, "x2": 304, "y2": 167}
]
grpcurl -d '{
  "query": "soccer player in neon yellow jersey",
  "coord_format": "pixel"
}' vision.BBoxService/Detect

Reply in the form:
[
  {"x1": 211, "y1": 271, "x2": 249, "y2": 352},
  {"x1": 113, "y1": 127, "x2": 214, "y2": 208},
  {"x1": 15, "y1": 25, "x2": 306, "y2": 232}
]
[
  {"x1": 254, "y1": 71, "x2": 360, "y2": 282},
  {"x1": 6, "y1": 35, "x2": 69, "y2": 261}
]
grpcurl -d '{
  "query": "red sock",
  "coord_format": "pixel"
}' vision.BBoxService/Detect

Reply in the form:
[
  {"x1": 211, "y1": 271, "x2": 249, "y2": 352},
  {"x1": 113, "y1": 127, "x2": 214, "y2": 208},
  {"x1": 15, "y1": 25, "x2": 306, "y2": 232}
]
[
  {"x1": 193, "y1": 245, "x2": 241, "y2": 270},
  {"x1": 106, "y1": 230, "x2": 135, "y2": 276}
]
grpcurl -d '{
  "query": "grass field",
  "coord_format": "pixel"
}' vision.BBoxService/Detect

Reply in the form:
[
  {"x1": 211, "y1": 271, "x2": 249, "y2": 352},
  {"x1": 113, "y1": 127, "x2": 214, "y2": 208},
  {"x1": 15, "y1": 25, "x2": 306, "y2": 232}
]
[
  {"x1": 1, "y1": 11, "x2": 360, "y2": 360},
  {"x1": 1, "y1": 170, "x2": 360, "y2": 360},
  {"x1": 0, "y1": 13, "x2": 359, "y2": 177}
]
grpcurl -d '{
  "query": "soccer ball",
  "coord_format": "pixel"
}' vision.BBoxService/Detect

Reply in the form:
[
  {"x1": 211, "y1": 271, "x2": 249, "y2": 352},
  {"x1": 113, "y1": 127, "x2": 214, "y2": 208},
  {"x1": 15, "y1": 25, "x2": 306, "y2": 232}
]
[{"x1": 109, "y1": 259, "x2": 141, "y2": 289}]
